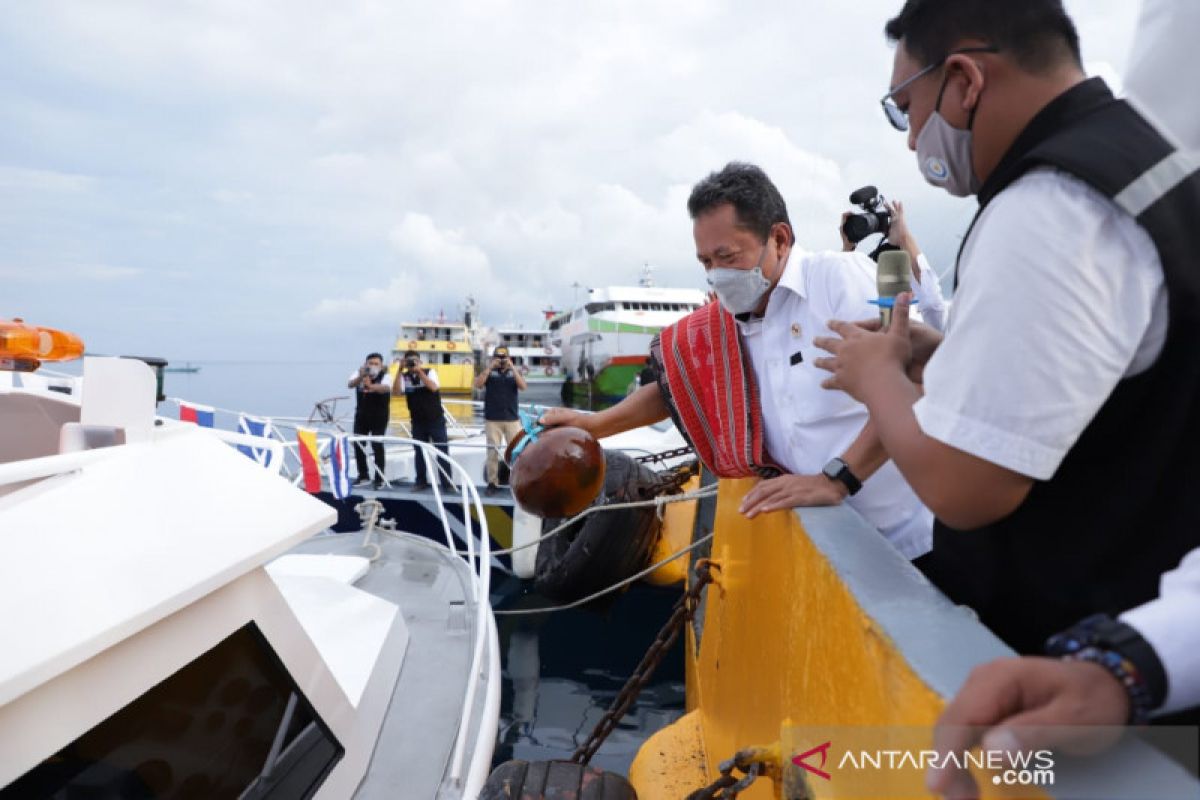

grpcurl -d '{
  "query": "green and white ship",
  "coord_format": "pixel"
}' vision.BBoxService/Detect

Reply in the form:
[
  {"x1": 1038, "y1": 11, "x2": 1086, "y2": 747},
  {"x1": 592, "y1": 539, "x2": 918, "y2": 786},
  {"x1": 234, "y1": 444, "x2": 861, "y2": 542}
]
[{"x1": 548, "y1": 267, "x2": 705, "y2": 405}]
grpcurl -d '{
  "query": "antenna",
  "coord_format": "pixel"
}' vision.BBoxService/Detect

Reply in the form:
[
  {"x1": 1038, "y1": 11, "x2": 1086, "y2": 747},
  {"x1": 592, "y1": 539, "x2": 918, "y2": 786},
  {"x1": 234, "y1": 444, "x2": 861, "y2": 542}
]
[{"x1": 639, "y1": 263, "x2": 655, "y2": 287}]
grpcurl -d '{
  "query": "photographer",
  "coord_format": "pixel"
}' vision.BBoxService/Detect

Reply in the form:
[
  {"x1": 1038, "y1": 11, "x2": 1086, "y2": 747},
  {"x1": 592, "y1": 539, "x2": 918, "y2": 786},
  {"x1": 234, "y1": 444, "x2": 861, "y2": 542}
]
[
  {"x1": 347, "y1": 352, "x2": 392, "y2": 488},
  {"x1": 393, "y1": 350, "x2": 451, "y2": 491},
  {"x1": 473, "y1": 346, "x2": 527, "y2": 495},
  {"x1": 840, "y1": 195, "x2": 948, "y2": 332}
]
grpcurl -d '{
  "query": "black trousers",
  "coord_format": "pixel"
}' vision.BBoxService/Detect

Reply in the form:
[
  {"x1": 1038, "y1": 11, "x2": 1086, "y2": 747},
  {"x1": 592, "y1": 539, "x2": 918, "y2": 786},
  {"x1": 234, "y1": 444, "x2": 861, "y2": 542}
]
[
  {"x1": 353, "y1": 412, "x2": 388, "y2": 480},
  {"x1": 411, "y1": 417, "x2": 450, "y2": 485}
]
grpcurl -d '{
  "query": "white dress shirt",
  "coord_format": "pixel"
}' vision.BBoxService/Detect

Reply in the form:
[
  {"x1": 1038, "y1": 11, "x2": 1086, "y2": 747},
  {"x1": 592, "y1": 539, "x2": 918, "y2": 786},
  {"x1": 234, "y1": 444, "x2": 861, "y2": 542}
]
[
  {"x1": 739, "y1": 249, "x2": 933, "y2": 559},
  {"x1": 1117, "y1": 0, "x2": 1200, "y2": 717},
  {"x1": 912, "y1": 253, "x2": 948, "y2": 333},
  {"x1": 914, "y1": 167, "x2": 1166, "y2": 480},
  {"x1": 1121, "y1": 547, "x2": 1200, "y2": 715}
]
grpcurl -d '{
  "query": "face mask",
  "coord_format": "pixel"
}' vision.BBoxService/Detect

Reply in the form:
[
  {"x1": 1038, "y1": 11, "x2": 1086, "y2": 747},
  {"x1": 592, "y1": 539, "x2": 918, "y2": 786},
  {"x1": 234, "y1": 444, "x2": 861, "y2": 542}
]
[
  {"x1": 914, "y1": 77, "x2": 981, "y2": 197},
  {"x1": 706, "y1": 244, "x2": 774, "y2": 315},
  {"x1": 368, "y1": 366, "x2": 382, "y2": 377}
]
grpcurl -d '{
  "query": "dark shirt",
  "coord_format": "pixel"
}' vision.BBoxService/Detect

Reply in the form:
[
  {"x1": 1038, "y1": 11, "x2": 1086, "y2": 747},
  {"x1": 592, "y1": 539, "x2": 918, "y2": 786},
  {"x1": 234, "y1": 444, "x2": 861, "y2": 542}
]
[{"x1": 483, "y1": 369, "x2": 520, "y2": 421}]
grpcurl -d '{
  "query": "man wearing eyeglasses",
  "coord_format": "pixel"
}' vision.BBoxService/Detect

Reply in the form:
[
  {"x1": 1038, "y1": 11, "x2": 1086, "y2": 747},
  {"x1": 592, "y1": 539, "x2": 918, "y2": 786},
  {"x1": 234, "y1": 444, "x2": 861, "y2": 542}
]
[{"x1": 815, "y1": 0, "x2": 1200, "y2": 657}]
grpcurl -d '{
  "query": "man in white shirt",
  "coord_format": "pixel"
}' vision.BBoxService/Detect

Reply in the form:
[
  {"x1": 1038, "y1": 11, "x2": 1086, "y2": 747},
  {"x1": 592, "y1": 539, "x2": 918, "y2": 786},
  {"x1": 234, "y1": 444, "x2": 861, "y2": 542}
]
[
  {"x1": 927, "y1": 547, "x2": 1200, "y2": 797},
  {"x1": 391, "y1": 350, "x2": 452, "y2": 491},
  {"x1": 543, "y1": 162, "x2": 931, "y2": 559},
  {"x1": 916, "y1": 9, "x2": 1200, "y2": 788},
  {"x1": 814, "y1": 0, "x2": 1200, "y2": 658},
  {"x1": 347, "y1": 351, "x2": 393, "y2": 488}
]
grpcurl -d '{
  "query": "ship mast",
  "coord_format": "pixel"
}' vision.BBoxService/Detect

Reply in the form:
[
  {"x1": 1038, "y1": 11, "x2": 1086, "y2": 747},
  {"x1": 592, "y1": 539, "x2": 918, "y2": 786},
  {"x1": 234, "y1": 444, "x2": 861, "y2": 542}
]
[{"x1": 639, "y1": 263, "x2": 655, "y2": 288}]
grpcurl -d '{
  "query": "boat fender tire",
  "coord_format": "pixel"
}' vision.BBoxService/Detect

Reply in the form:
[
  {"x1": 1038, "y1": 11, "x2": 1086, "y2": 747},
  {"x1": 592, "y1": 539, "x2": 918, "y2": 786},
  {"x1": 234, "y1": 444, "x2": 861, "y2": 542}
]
[
  {"x1": 480, "y1": 760, "x2": 637, "y2": 800},
  {"x1": 533, "y1": 449, "x2": 662, "y2": 605}
]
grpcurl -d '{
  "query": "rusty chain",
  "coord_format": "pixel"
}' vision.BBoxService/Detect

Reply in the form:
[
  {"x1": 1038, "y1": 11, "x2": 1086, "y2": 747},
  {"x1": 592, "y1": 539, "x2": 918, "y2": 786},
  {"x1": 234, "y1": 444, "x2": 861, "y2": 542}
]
[
  {"x1": 635, "y1": 445, "x2": 696, "y2": 465},
  {"x1": 685, "y1": 750, "x2": 772, "y2": 800},
  {"x1": 569, "y1": 559, "x2": 717, "y2": 765}
]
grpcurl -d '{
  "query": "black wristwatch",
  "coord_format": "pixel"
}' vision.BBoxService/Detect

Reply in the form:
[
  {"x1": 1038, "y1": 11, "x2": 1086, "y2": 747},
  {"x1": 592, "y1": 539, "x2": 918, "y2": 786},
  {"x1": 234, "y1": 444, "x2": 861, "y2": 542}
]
[
  {"x1": 821, "y1": 457, "x2": 862, "y2": 496},
  {"x1": 1045, "y1": 614, "x2": 1168, "y2": 723}
]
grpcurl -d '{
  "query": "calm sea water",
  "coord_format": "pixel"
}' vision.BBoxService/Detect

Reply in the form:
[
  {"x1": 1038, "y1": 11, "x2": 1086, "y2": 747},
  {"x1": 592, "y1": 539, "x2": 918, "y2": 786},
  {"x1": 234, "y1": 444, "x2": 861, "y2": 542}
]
[{"x1": 104, "y1": 360, "x2": 688, "y2": 778}]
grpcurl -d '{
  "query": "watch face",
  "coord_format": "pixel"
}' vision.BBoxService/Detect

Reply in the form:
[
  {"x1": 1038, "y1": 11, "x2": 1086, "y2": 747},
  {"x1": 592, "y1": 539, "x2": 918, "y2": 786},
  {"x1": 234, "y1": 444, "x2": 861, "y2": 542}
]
[{"x1": 822, "y1": 459, "x2": 844, "y2": 480}]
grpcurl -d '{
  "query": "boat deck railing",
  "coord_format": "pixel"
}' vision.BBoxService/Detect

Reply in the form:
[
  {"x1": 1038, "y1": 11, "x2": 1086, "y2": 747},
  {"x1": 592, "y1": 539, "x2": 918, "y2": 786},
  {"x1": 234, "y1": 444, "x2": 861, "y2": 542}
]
[{"x1": 0, "y1": 399, "x2": 499, "y2": 797}]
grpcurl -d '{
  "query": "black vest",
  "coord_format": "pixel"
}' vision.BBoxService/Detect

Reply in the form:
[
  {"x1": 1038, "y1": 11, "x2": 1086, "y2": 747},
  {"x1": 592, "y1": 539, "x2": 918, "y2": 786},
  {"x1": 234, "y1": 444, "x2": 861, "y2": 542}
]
[
  {"x1": 355, "y1": 378, "x2": 390, "y2": 419},
  {"x1": 919, "y1": 79, "x2": 1200, "y2": 655},
  {"x1": 402, "y1": 372, "x2": 443, "y2": 425},
  {"x1": 483, "y1": 370, "x2": 519, "y2": 421}
]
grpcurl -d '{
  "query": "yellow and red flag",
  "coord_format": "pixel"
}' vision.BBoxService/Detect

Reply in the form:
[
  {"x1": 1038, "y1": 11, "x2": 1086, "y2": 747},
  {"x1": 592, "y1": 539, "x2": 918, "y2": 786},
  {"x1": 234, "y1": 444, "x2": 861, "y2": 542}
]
[{"x1": 296, "y1": 428, "x2": 322, "y2": 493}]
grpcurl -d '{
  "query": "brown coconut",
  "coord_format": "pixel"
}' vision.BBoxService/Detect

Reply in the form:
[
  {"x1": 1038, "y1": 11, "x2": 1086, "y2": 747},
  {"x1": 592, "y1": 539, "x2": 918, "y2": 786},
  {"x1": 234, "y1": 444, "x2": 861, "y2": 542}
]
[{"x1": 506, "y1": 426, "x2": 605, "y2": 518}]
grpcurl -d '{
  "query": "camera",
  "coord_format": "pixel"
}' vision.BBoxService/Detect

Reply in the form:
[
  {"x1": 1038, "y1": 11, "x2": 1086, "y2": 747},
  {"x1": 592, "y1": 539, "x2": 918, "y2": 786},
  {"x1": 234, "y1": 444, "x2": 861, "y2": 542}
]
[
  {"x1": 404, "y1": 358, "x2": 418, "y2": 370},
  {"x1": 841, "y1": 185, "x2": 893, "y2": 244}
]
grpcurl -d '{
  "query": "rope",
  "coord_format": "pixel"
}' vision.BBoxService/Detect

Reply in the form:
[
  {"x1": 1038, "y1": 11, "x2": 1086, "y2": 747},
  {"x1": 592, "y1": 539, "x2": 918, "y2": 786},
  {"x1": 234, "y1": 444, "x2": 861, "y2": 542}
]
[
  {"x1": 493, "y1": 531, "x2": 715, "y2": 615},
  {"x1": 506, "y1": 404, "x2": 545, "y2": 463},
  {"x1": 476, "y1": 483, "x2": 717, "y2": 557}
]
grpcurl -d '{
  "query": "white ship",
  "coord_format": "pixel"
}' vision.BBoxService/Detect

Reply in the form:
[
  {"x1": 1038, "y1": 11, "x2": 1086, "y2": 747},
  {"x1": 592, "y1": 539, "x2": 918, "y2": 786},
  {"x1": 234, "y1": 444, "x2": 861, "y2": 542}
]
[
  {"x1": 547, "y1": 267, "x2": 705, "y2": 404},
  {"x1": 476, "y1": 313, "x2": 563, "y2": 383}
]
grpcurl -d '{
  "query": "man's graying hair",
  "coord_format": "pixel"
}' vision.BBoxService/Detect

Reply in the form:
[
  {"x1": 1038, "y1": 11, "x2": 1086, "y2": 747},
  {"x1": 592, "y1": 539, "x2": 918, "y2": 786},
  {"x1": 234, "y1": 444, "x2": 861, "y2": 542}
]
[
  {"x1": 687, "y1": 162, "x2": 792, "y2": 244},
  {"x1": 885, "y1": 0, "x2": 1081, "y2": 74}
]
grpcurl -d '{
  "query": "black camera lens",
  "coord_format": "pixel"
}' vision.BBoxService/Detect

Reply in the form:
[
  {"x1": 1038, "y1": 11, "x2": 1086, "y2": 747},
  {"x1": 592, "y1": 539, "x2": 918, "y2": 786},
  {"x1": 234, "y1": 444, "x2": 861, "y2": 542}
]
[{"x1": 843, "y1": 212, "x2": 886, "y2": 243}]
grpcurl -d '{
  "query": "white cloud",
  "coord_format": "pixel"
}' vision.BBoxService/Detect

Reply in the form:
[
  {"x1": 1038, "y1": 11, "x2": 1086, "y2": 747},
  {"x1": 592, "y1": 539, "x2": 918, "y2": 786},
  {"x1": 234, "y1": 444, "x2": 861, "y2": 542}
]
[
  {"x1": 0, "y1": 165, "x2": 95, "y2": 193},
  {"x1": 0, "y1": 262, "x2": 141, "y2": 282},
  {"x1": 312, "y1": 212, "x2": 500, "y2": 324},
  {"x1": 0, "y1": 0, "x2": 1145, "y2": 359}
]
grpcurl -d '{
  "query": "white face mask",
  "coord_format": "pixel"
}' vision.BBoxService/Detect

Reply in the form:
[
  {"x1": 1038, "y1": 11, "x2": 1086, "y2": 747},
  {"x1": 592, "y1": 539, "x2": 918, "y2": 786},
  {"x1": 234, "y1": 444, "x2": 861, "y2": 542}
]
[
  {"x1": 914, "y1": 78, "x2": 981, "y2": 197},
  {"x1": 368, "y1": 366, "x2": 382, "y2": 377},
  {"x1": 706, "y1": 244, "x2": 775, "y2": 315}
]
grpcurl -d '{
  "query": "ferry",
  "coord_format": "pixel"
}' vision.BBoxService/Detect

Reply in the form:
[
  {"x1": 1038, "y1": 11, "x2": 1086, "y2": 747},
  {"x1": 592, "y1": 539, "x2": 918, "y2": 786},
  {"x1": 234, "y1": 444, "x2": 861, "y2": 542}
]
[
  {"x1": 485, "y1": 323, "x2": 563, "y2": 383},
  {"x1": 548, "y1": 268, "x2": 705, "y2": 404}
]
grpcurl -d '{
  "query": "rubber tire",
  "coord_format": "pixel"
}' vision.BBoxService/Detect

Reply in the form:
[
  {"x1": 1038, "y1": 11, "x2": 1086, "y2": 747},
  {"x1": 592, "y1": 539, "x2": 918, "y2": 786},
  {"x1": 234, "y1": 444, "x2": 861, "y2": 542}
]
[
  {"x1": 479, "y1": 760, "x2": 637, "y2": 800},
  {"x1": 533, "y1": 450, "x2": 662, "y2": 606}
]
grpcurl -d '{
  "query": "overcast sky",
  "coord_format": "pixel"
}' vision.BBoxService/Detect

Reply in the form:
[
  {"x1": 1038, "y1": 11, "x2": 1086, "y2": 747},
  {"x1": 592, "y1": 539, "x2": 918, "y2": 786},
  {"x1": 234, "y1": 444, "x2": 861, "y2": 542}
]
[{"x1": 1, "y1": 0, "x2": 1140, "y2": 363}]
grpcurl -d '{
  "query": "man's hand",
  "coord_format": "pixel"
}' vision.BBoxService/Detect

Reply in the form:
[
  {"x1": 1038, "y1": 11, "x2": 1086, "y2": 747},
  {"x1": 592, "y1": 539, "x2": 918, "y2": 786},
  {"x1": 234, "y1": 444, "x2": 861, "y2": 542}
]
[
  {"x1": 814, "y1": 293, "x2": 916, "y2": 404},
  {"x1": 928, "y1": 657, "x2": 1130, "y2": 799},
  {"x1": 738, "y1": 474, "x2": 847, "y2": 519},
  {"x1": 539, "y1": 407, "x2": 591, "y2": 434},
  {"x1": 885, "y1": 199, "x2": 923, "y2": 281},
  {"x1": 839, "y1": 212, "x2": 856, "y2": 252},
  {"x1": 489, "y1": 358, "x2": 501, "y2": 371}
]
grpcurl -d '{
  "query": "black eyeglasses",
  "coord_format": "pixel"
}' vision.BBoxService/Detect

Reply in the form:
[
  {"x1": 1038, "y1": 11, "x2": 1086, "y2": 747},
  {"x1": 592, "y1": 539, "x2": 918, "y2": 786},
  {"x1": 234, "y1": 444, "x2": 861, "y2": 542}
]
[{"x1": 880, "y1": 46, "x2": 998, "y2": 132}]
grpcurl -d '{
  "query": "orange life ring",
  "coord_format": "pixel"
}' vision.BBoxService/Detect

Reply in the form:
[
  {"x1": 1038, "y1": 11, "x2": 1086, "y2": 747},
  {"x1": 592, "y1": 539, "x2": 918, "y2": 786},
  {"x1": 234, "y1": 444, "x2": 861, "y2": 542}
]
[
  {"x1": 543, "y1": 366, "x2": 554, "y2": 376},
  {"x1": 407, "y1": 340, "x2": 418, "y2": 349},
  {"x1": 447, "y1": 342, "x2": 457, "y2": 350},
  {"x1": 543, "y1": 346, "x2": 553, "y2": 355}
]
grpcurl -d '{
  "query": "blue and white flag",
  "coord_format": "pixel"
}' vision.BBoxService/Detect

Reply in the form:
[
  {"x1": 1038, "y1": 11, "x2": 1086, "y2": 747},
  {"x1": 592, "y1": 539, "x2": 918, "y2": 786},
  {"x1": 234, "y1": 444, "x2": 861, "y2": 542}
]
[
  {"x1": 236, "y1": 415, "x2": 275, "y2": 467},
  {"x1": 328, "y1": 434, "x2": 351, "y2": 499}
]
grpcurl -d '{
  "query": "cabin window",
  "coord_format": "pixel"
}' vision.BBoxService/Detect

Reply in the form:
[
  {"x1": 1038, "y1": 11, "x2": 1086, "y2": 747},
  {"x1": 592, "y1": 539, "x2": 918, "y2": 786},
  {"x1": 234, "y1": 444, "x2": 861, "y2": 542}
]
[{"x1": 3, "y1": 623, "x2": 342, "y2": 799}]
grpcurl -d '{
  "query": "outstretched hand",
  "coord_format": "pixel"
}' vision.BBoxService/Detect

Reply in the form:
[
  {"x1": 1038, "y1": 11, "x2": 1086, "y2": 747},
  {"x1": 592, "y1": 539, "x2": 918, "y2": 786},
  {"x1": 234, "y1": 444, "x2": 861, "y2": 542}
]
[
  {"x1": 813, "y1": 292, "x2": 916, "y2": 404},
  {"x1": 538, "y1": 407, "x2": 590, "y2": 433},
  {"x1": 739, "y1": 473, "x2": 847, "y2": 519},
  {"x1": 928, "y1": 657, "x2": 1130, "y2": 798}
]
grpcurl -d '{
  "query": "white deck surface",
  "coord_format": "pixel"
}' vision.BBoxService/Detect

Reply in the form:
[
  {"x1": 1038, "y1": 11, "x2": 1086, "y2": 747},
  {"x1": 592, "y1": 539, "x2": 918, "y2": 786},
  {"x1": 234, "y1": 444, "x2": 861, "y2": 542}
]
[{"x1": 0, "y1": 428, "x2": 336, "y2": 707}]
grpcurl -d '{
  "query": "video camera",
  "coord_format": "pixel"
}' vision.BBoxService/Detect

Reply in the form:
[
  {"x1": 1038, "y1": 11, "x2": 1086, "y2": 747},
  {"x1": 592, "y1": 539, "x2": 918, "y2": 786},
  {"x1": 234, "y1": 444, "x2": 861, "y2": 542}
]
[{"x1": 841, "y1": 186, "x2": 892, "y2": 244}]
